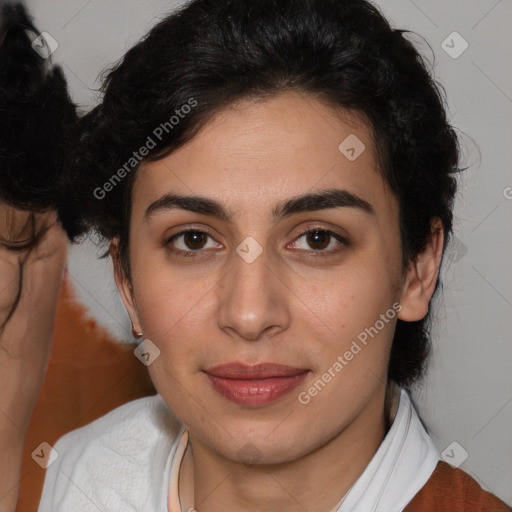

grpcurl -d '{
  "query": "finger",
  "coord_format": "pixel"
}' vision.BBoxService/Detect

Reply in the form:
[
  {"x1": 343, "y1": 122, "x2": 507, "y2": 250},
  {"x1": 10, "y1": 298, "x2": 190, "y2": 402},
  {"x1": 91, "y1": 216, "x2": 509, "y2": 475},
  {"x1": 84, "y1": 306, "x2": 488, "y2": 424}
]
[{"x1": 0, "y1": 203, "x2": 57, "y2": 251}]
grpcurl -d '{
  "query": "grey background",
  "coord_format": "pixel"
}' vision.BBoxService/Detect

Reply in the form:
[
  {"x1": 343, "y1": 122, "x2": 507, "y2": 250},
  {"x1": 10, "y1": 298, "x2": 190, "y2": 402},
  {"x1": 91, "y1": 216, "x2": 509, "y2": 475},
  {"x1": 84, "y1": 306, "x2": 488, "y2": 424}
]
[{"x1": 24, "y1": 0, "x2": 512, "y2": 504}]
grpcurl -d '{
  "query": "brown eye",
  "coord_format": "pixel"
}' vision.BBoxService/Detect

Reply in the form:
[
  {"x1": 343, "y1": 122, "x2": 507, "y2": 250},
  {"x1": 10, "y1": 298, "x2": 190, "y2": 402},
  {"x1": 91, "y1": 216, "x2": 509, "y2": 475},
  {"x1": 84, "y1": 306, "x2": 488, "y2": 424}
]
[
  {"x1": 305, "y1": 230, "x2": 331, "y2": 250},
  {"x1": 166, "y1": 229, "x2": 221, "y2": 257},
  {"x1": 182, "y1": 231, "x2": 208, "y2": 250},
  {"x1": 289, "y1": 228, "x2": 348, "y2": 255}
]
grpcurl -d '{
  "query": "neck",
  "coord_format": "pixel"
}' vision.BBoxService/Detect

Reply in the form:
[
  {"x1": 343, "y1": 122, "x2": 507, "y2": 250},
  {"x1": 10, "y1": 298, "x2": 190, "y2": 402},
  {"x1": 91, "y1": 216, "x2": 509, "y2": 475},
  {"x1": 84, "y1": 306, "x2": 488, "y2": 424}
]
[{"x1": 180, "y1": 384, "x2": 392, "y2": 512}]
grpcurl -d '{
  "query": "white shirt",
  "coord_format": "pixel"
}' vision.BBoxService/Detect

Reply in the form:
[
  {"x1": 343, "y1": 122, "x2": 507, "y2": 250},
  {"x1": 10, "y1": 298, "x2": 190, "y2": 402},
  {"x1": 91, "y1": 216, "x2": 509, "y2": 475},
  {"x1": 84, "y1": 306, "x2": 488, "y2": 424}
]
[{"x1": 37, "y1": 388, "x2": 440, "y2": 512}]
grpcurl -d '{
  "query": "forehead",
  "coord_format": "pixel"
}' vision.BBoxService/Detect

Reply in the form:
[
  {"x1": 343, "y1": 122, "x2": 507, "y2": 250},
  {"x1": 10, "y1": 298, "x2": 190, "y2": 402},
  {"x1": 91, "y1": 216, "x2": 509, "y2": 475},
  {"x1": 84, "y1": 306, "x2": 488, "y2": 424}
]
[{"x1": 132, "y1": 92, "x2": 395, "y2": 221}]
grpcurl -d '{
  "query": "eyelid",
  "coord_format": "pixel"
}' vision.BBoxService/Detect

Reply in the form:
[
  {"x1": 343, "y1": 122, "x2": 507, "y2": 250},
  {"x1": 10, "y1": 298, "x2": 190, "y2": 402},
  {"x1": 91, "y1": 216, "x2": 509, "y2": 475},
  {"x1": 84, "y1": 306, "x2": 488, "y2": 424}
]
[
  {"x1": 165, "y1": 225, "x2": 221, "y2": 254},
  {"x1": 165, "y1": 224, "x2": 217, "y2": 241}
]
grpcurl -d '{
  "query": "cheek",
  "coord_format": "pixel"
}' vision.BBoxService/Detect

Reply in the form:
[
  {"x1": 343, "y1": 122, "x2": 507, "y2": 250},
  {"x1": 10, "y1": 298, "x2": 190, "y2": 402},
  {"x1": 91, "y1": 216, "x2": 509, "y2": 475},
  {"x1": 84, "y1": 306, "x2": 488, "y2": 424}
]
[
  {"x1": 133, "y1": 253, "x2": 216, "y2": 329},
  {"x1": 291, "y1": 260, "x2": 400, "y2": 379},
  {"x1": 293, "y1": 258, "x2": 399, "y2": 330},
  {"x1": 132, "y1": 265, "x2": 225, "y2": 364},
  {"x1": 292, "y1": 280, "x2": 398, "y2": 417}
]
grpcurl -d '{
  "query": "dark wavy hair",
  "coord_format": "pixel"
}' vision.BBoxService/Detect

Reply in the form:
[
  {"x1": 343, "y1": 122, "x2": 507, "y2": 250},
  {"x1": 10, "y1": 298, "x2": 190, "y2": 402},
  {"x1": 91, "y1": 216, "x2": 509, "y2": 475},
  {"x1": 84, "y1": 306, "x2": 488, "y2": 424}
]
[
  {"x1": 0, "y1": 2, "x2": 77, "y2": 248},
  {"x1": 64, "y1": 0, "x2": 463, "y2": 388}
]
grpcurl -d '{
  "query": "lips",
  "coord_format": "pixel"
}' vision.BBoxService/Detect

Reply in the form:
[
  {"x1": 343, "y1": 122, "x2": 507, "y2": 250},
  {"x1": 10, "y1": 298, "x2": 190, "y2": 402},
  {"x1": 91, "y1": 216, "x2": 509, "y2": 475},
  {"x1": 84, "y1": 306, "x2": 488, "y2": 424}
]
[{"x1": 203, "y1": 362, "x2": 309, "y2": 406}]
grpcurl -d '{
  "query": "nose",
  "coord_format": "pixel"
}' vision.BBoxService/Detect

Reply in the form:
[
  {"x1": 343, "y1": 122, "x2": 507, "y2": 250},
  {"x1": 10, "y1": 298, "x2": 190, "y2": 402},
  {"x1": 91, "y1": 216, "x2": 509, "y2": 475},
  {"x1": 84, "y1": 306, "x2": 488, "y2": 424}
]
[{"x1": 216, "y1": 245, "x2": 291, "y2": 342}]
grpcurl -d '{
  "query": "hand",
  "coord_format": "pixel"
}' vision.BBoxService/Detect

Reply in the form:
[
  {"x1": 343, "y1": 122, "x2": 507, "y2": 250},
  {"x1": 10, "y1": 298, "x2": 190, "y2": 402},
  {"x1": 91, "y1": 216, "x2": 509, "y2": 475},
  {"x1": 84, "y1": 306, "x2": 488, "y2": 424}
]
[
  {"x1": 0, "y1": 204, "x2": 68, "y2": 365},
  {"x1": 0, "y1": 203, "x2": 68, "y2": 512}
]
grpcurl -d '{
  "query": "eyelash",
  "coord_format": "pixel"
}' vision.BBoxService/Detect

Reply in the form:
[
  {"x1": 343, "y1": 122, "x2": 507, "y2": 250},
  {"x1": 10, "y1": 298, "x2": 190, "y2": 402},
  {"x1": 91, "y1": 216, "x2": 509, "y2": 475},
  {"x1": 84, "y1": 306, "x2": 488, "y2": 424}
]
[{"x1": 165, "y1": 226, "x2": 348, "y2": 259}]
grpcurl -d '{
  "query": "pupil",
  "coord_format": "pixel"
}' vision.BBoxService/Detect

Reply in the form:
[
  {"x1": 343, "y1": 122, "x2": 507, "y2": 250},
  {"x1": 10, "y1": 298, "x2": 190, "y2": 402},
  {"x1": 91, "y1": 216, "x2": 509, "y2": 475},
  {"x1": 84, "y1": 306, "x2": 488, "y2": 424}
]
[
  {"x1": 308, "y1": 231, "x2": 329, "y2": 250},
  {"x1": 186, "y1": 231, "x2": 205, "y2": 249}
]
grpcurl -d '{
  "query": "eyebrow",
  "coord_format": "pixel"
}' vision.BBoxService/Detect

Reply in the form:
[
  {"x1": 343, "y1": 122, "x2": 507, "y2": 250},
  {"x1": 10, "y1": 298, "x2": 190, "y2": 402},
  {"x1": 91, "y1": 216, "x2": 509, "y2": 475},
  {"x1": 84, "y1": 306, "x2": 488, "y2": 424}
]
[{"x1": 143, "y1": 188, "x2": 375, "y2": 223}]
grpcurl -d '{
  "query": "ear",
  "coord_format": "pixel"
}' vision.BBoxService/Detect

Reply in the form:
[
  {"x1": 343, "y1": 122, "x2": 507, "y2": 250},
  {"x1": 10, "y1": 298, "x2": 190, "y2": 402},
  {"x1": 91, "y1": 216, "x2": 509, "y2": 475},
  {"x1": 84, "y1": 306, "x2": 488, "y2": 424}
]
[
  {"x1": 110, "y1": 237, "x2": 143, "y2": 336},
  {"x1": 398, "y1": 218, "x2": 445, "y2": 322}
]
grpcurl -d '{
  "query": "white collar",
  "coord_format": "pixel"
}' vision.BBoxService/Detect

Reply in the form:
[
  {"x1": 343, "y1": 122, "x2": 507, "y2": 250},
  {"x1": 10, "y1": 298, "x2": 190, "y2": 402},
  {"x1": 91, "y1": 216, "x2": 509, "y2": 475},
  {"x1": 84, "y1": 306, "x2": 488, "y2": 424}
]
[
  {"x1": 165, "y1": 387, "x2": 439, "y2": 512},
  {"x1": 337, "y1": 388, "x2": 440, "y2": 511}
]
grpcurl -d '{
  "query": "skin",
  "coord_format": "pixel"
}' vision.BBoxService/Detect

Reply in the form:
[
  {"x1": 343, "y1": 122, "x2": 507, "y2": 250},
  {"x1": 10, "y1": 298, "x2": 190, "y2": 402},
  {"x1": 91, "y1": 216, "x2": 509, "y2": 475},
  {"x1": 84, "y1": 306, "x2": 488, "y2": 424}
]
[
  {"x1": 0, "y1": 206, "x2": 68, "y2": 512},
  {"x1": 113, "y1": 91, "x2": 444, "y2": 512}
]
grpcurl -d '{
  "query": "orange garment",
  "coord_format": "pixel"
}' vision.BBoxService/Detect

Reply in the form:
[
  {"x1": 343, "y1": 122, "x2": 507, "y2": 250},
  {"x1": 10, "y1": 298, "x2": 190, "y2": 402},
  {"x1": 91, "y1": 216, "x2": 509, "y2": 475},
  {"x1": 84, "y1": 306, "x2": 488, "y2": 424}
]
[
  {"x1": 405, "y1": 460, "x2": 511, "y2": 511},
  {"x1": 18, "y1": 271, "x2": 155, "y2": 512}
]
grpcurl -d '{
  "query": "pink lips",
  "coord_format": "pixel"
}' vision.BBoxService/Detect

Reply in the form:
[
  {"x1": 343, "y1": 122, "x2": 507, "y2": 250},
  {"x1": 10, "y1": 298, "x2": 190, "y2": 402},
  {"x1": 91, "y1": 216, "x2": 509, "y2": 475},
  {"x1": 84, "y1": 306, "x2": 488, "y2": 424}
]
[{"x1": 203, "y1": 362, "x2": 309, "y2": 406}]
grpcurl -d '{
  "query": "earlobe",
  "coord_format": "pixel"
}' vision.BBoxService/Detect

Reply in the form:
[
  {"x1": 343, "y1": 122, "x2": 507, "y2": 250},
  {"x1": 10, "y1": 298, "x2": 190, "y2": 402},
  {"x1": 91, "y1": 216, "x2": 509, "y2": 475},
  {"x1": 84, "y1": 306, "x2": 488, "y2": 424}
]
[
  {"x1": 398, "y1": 218, "x2": 444, "y2": 322},
  {"x1": 110, "y1": 237, "x2": 143, "y2": 336}
]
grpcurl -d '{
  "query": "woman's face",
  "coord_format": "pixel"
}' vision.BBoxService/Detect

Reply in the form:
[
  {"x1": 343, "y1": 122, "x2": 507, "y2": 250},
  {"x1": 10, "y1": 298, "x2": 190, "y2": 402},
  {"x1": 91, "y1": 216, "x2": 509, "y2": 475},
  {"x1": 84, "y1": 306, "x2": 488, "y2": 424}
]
[{"x1": 114, "y1": 91, "x2": 432, "y2": 464}]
